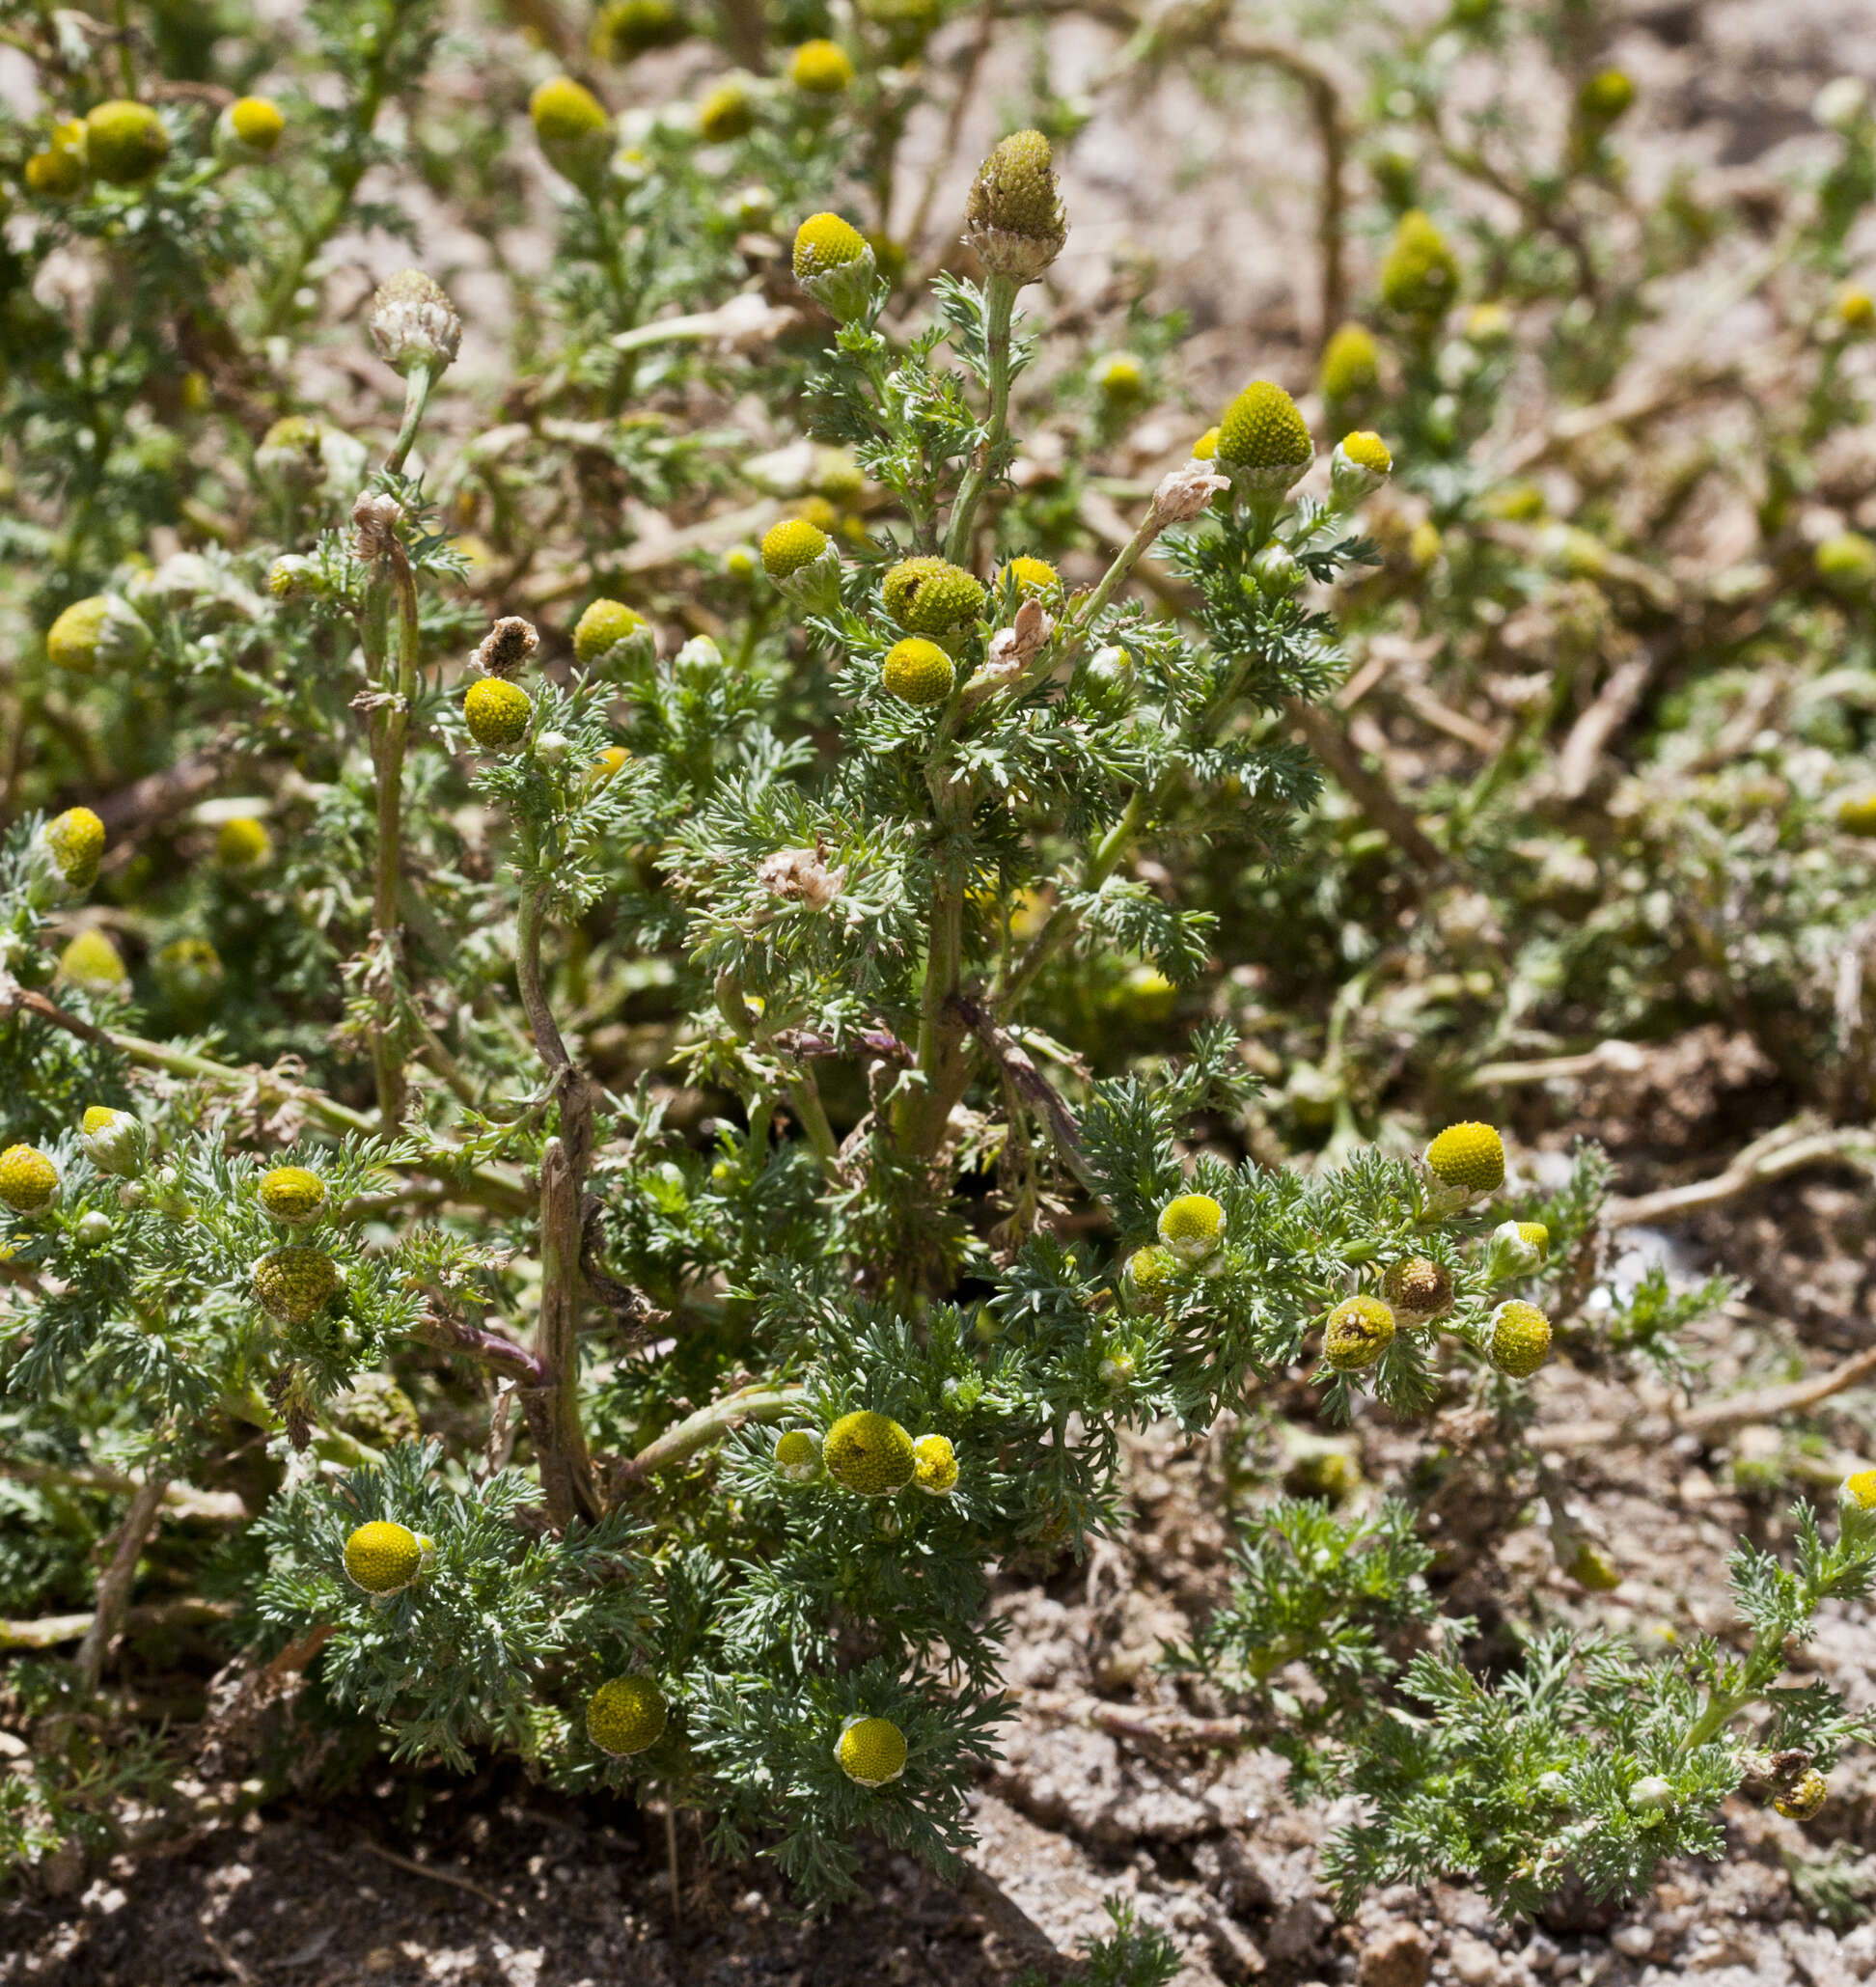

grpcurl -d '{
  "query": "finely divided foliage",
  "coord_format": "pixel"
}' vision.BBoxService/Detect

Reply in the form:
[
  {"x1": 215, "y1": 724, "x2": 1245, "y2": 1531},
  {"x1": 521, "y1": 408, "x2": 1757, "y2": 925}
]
[{"x1": 2, "y1": 0, "x2": 1874, "y2": 1954}]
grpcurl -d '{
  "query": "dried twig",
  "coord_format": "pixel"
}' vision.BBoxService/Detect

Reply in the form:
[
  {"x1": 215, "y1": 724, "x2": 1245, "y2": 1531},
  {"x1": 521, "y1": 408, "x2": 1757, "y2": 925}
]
[
  {"x1": 76, "y1": 1469, "x2": 169, "y2": 1690},
  {"x1": 1605, "y1": 1125, "x2": 1876, "y2": 1229},
  {"x1": 1540, "y1": 1343, "x2": 1876, "y2": 1451}
]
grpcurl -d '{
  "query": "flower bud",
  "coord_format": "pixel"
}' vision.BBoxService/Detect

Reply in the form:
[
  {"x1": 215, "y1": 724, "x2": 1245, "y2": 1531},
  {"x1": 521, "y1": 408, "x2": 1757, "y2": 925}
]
[
  {"x1": 964, "y1": 128, "x2": 1066, "y2": 287},
  {"x1": 588, "y1": 1674, "x2": 668, "y2": 1755},
  {"x1": 1576, "y1": 69, "x2": 1635, "y2": 125},
  {"x1": 75, "y1": 1210, "x2": 113, "y2": 1248},
  {"x1": 1814, "y1": 75, "x2": 1869, "y2": 133},
  {"x1": 0, "y1": 1145, "x2": 61, "y2": 1214},
  {"x1": 593, "y1": 0, "x2": 689, "y2": 60},
  {"x1": 60, "y1": 929, "x2": 128, "y2": 995},
  {"x1": 792, "y1": 212, "x2": 877, "y2": 323},
  {"x1": 1839, "y1": 1468, "x2": 1876, "y2": 1545},
  {"x1": 80, "y1": 1105, "x2": 147, "y2": 1177},
  {"x1": 912, "y1": 1433, "x2": 958, "y2": 1496},
  {"x1": 787, "y1": 39, "x2": 854, "y2": 94},
  {"x1": 775, "y1": 1428, "x2": 824, "y2": 1482},
  {"x1": 1214, "y1": 381, "x2": 1314, "y2": 499},
  {"x1": 369, "y1": 269, "x2": 462, "y2": 377},
  {"x1": 1125, "y1": 1245, "x2": 1176, "y2": 1300},
  {"x1": 1157, "y1": 1193, "x2": 1224, "y2": 1264},
  {"x1": 84, "y1": 100, "x2": 168, "y2": 185},
  {"x1": 41, "y1": 808, "x2": 106, "y2": 896},
  {"x1": 345, "y1": 1520, "x2": 431, "y2": 1595},
  {"x1": 219, "y1": 96, "x2": 285, "y2": 158},
  {"x1": 1252, "y1": 544, "x2": 1302, "y2": 597},
  {"x1": 46, "y1": 593, "x2": 152, "y2": 675},
  {"x1": 463, "y1": 677, "x2": 533, "y2": 752},
  {"x1": 535, "y1": 730, "x2": 570, "y2": 766},
  {"x1": 881, "y1": 638, "x2": 953, "y2": 705},
  {"x1": 1627, "y1": 1775, "x2": 1673, "y2": 1814},
  {"x1": 836, "y1": 1714, "x2": 907, "y2": 1787},
  {"x1": 760, "y1": 517, "x2": 842, "y2": 614},
  {"x1": 1815, "y1": 531, "x2": 1876, "y2": 597},
  {"x1": 530, "y1": 76, "x2": 612, "y2": 183},
  {"x1": 1330, "y1": 431, "x2": 1393, "y2": 507},
  {"x1": 698, "y1": 80, "x2": 757, "y2": 143}
]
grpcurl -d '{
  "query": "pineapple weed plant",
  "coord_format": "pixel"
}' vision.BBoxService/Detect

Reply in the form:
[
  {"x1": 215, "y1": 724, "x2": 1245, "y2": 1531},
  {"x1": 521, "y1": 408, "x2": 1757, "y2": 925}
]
[{"x1": 2, "y1": 0, "x2": 1876, "y2": 1955}]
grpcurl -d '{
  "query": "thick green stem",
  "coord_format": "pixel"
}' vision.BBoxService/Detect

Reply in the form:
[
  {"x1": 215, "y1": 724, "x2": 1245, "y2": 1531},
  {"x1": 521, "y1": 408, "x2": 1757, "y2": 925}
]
[
  {"x1": 944, "y1": 274, "x2": 1019, "y2": 567},
  {"x1": 616, "y1": 1384, "x2": 805, "y2": 1488},
  {"x1": 365, "y1": 538, "x2": 421, "y2": 1124},
  {"x1": 384, "y1": 361, "x2": 436, "y2": 477}
]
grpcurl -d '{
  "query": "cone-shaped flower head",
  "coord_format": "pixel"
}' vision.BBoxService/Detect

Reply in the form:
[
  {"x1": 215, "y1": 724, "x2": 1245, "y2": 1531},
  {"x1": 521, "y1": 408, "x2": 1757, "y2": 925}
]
[
  {"x1": 25, "y1": 122, "x2": 88, "y2": 198},
  {"x1": 531, "y1": 76, "x2": 611, "y2": 182},
  {"x1": 881, "y1": 556, "x2": 985, "y2": 638},
  {"x1": 836, "y1": 1715, "x2": 907, "y2": 1787},
  {"x1": 464, "y1": 677, "x2": 533, "y2": 752},
  {"x1": 1845, "y1": 1468, "x2": 1876, "y2": 1511},
  {"x1": 216, "y1": 816, "x2": 273, "y2": 871},
  {"x1": 370, "y1": 269, "x2": 461, "y2": 377},
  {"x1": 824, "y1": 1410, "x2": 916, "y2": 1494},
  {"x1": 42, "y1": 808, "x2": 106, "y2": 895},
  {"x1": 761, "y1": 517, "x2": 842, "y2": 612},
  {"x1": 1837, "y1": 286, "x2": 1874, "y2": 332},
  {"x1": 80, "y1": 1105, "x2": 146, "y2": 1177},
  {"x1": 253, "y1": 1246, "x2": 341, "y2": 1326},
  {"x1": 47, "y1": 593, "x2": 152, "y2": 675},
  {"x1": 1815, "y1": 532, "x2": 1876, "y2": 595},
  {"x1": 0, "y1": 1145, "x2": 60, "y2": 1214},
  {"x1": 964, "y1": 128, "x2": 1065, "y2": 286},
  {"x1": 85, "y1": 100, "x2": 168, "y2": 184},
  {"x1": 1424, "y1": 1120, "x2": 1505, "y2": 1195},
  {"x1": 573, "y1": 598, "x2": 653, "y2": 672},
  {"x1": 587, "y1": 1674, "x2": 669, "y2": 1756},
  {"x1": 912, "y1": 1433, "x2": 958, "y2": 1496},
  {"x1": 1380, "y1": 209, "x2": 1460, "y2": 320},
  {"x1": 1382, "y1": 1256, "x2": 1452, "y2": 1321},
  {"x1": 594, "y1": 0, "x2": 689, "y2": 59},
  {"x1": 59, "y1": 929, "x2": 127, "y2": 994},
  {"x1": 788, "y1": 39, "x2": 854, "y2": 93},
  {"x1": 260, "y1": 1165, "x2": 327, "y2": 1228},
  {"x1": 1323, "y1": 1293, "x2": 1395, "y2": 1371},
  {"x1": 881, "y1": 638, "x2": 953, "y2": 705},
  {"x1": 1488, "y1": 1300, "x2": 1551, "y2": 1378},
  {"x1": 1157, "y1": 1193, "x2": 1224, "y2": 1264},
  {"x1": 1577, "y1": 69, "x2": 1635, "y2": 124},
  {"x1": 1331, "y1": 430, "x2": 1393, "y2": 507},
  {"x1": 344, "y1": 1520, "x2": 429, "y2": 1595},
  {"x1": 225, "y1": 96, "x2": 285, "y2": 154},
  {"x1": 1000, "y1": 556, "x2": 1059, "y2": 597},
  {"x1": 792, "y1": 212, "x2": 877, "y2": 322},
  {"x1": 1125, "y1": 1244, "x2": 1176, "y2": 1298},
  {"x1": 698, "y1": 81, "x2": 756, "y2": 142},
  {"x1": 1774, "y1": 1769, "x2": 1828, "y2": 1820},
  {"x1": 1319, "y1": 322, "x2": 1380, "y2": 403},
  {"x1": 1215, "y1": 381, "x2": 1314, "y2": 497},
  {"x1": 775, "y1": 1428, "x2": 824, "y2": 1481}
]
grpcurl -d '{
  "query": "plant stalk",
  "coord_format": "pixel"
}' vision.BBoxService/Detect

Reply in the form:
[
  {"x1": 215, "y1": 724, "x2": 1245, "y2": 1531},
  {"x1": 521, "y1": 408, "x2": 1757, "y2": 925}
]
[{"x1": 944, "y1": 274, "x2": 1019, "y2": 567}]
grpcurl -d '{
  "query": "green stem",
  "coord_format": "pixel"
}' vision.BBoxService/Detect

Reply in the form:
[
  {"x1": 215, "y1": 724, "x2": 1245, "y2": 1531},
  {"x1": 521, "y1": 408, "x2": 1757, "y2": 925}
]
[
  {"x1": 944, "y1": 274, "x2": 1018, "y2": 568},
  {"x1": 366, "y1": 540, "x2": 421, "y2": 1123},
  {"x1": 384, "y1": 361, "x2": 436, "y2": 477},
  {"x1": 616, "y1": 1384, "x2": 805, "y2": 1487}
]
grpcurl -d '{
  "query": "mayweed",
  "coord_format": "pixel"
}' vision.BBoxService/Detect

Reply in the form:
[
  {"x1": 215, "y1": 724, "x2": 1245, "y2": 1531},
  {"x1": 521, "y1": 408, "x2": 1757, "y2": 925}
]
[
  {"x1": 0, "y1": 1146, "x2": 60, "y2": 1215},
  {"x1": 46, "y1": 594, "x2": 152, "y2": 674},
  {"x1": 698, "y1": 82, "x2": 757, "y2": 143},
  {"x1": 792, "y1": 212, "x2": 876, "y2": 322},
  {"x1": 823, "y1": 1411, "x2": 917, "y2": 1494},
  {"x1": 1322, "y1": 1294, "x2": 1395, "y2": 1371},
  {"x1": 1000, "y1": 556, "x2": 1059, "y2": 596},
  {"x1": 464, "y1": 677, "x2": 533, "y2": 751},
  {"x1": 1774, "y1": 1769, "x2": 1828, "y2": 1821},
  {"x1": 588, "y1": 1675, "x2": 669, "y2": 1756},
  {"x1": 59, "y1": 928, "x2": 127, "y2": 993},
  {"x1": 964, "y1": 129, "x2": 1065, "y2": 286},
  {"x1": 835, "y1": 1715, "x2": 907, "y2": 1787},
  {"x1": 79, "y1": 1106, "x2": 146, "y2": 1177},
  {"x1": 41, "y1": 808, "x2": 106, "y2": 895},
  {"x1": 344, "y1": 1520, "x2": 430, "y2": 1595},
  {"x1": 216, "y1": 817, "x2": 273, "y2": 872},
  {"x1": 881, "y1": 557, "x2": 985, "y2": 637},
  {"x1": 881, "y1": 638, "x2": 954, "y2": 705},
  {"x1": 222, "y1": 96, "x2": 285, "y2": 155},
  {"x1": 1380, "y1": 209, "x2": 1460, "y2": 320},
  {"x1": 1318, "y1": 322, "x2": 1380, "y2": 403},
  {"x1": 1215, "y1": 380, "x2": 1314, "y2": 497},
  {"x1": 912, "y1": 1433, "x2": 958, "y2": 1496},
  {"x1": 787, "y1": 40, "x2": 854, "y2": 94},
  {"x1": 1488, "y1": 1300, "x2": 1552, "y2": 1378},
  {"x1": 1423, "y1": 1120, "x2": 1505, "y2": 1195},
  {"x1": 1156, "y1": 1193, "x2": 1225, "y2": 1263},
  {"x1": 1382, "y1": 1256, "x2": 1452, "y2": 1321},
  {"x1": 775, "y1": 1428, "x2": 824, "y2": 1481},
  {"x1": 260, "y1": 1166, "x2": 327, "y2": 1227},
  {"x1": 84, "y1": 100, "x2": 168, "y2": 184},
  {"x1": 531, "y1": 76, "x2": 611, "y2": 182},
  {"x1": 25, "y1": 122, "x2": 87, "y2": 197},
  {"x1": 252, "y1": 1247, "x2": 341, "y2": 1326}
]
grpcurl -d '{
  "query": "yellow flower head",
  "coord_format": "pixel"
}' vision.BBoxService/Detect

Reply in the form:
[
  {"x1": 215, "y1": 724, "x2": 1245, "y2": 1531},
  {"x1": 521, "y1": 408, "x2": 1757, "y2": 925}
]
[
  {"x1": 1515, "y1": 1220, "x2": 1550, "y2": 1260},
  {"x1": 761, "y1": 517, "x2": 830, "y2": 579},
  {"x1": 698, "y1": 81, "x2": 756, "y2": 143},
  {"x1": 1842, "y1": 1468, "x2": 1876, "y2": 1511},
  {"x1": 531, "y1": 75, "x2": 608, "y2": 145},
  {"x1": 591, "y1": 744, "x2": 632, "y2": 784},
  {"x1": 1816, "y1": 532, "x2": 1876, "y2": 594},
  {"x1": 787, "y1": 39, "x2": 854, "y2": 94},
  {"x1": 1577, "y1": 69, "x2": 1635, "y2": 124},
  {"x1": 775, "y1": 1428, "x2": 823, "y2": 1481},
  {"x1": 260, "y1": 1165, "x2": 327, "y2": 1228},
  {"x1": 881, "y1": 556, "x2": 985, "y2": 637},
  {"x1": 912, "y1": 1432, "x2": 958, "y2": 1496},
  {"x1": 1836, "y1": 286, "x2": 1875, "y2": 332},
  {"x1": 1423, "y1": 1120, "x2": 1505, "y2": 1194},
  {"x1": 46, "y1": 593, "x2": 152, "y2": 674},
  {"x1": 1157, "y1": 1193, "x2": 1224, "y2": 1263},
  {"x1": 42, "y1": 808, "x2": 106, "y2": 894},
  {"x1": 1322, "y1": 1293, "x2": 1395, "y2": 1371},
  {"x1": 823, "y1": 1410, "x2": 916, "y2": 1495},
  {"x1": 1094, "y1": 352, "x2": 1146, "y2": 400},
  {"x1": 0, "y1": 1145, "x2": 60, "y2": 1214},
  {"x1": 793, "y1": 210, "x2": 869, "y2": 278},
  {"x1": 1380, "y1": 209, "x2": 1459, "y2": 319},
  {"x1": 24, "y1": 122, "x2": 88, "y2": 198},
  {"x1": 593, "y1": 0, "x2": 688, "y2": 59},
  {"x1": 1488, "y1": 1300, "x2": 1551, "y2": 1378},
  {"x1": 588, "y1": 1674, "x2": 669, "y2": 1755},
  {"x1": 1192, "y1": 427, "x2": 1220, "y2": 460},
  {"x1": 1319, "y1": 322, "x2": 1379, "y2": 402},
  {"x1": 573, "y1": 598, "x2": 650, "y2": 668},
  {"x1": 252, "y1": 1246, "x2": 341, "y2": 1326},
  {"x1": 1125, "y1": 1244, "x2": 1176, "y2": 1297},
  {"x1": 1339, "y1": 430, "x2": 1393, "y2": 475},
  {"x1": 1216, "y1": 380, "x2": 1314, "y2": 495},
  {"x1": 345, "y1": 1520, "x2": 428, "y2": 1595},
  {"x1": 59, "y1": 928, "x2": 128, "y2": 993},
  {"x1": 881, "y1": 638, "x2": 954, "y2": 706},
  {"x1": 228, "y1": 97, "x2": 286, "y2": 152},
  {"x1": 84, "y1": 100, "x2": 169, "y2": 184},
  {"x1": 216, "y1": 816, "x2": 273, "y2": 871},
  {"x1": 464, "y1": 676, "x2": 533, "y2": 752},
  {"x1": 836, "y1": 1715, "x2": 907, "y2": 1787},
  {"x1": 1000, "y1": 556, "x2": 1059, "y2": 596}
]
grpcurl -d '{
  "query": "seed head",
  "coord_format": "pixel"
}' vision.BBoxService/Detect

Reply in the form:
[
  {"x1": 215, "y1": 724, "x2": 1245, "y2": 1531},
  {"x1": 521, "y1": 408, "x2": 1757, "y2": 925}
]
[
  {"x1": 588, "y1": 1674, "x2": 669, "y2": 1756},
  {"x1": 1380, "y1": 209, "x2": 1459, "y2": 320},
  {"x1": 25, "y1": 122, "x2": 88, "y2": 198},
  {"x1": 698, "y1": 82, "x2": 756, "y2": 143},
  {"x1": 758, "y1": 845, "x2": 845, "y2": 908},
  {"x1": 1323, "y1": 1293, "x2": 1395, "y2": 1371},
  {"x1": 1125, "y1": 1245, "x2": 1176, "y2": 1299},
  {"x1": 881, "y1": 638, "x2": 954, "y2": 706},
  {"x1": 531, "y1": 76, "x2": 610, "y2": 181},
  {"x1": 788, "y1": 39, "x2": 854, "y2": 93},
  {"x1": 792, "y1": 212, "x2": 877, "y2": 321},
  {"x1": 84, "y1": 100, "x2": 168, "y2": 184},
  {"x1": 260, "y1": 1166, "x2": 327, "y2": 1228},
  {"x1": 1489, "y1": 1300, "x2": 1551, "y2": 1378},
  {"x1": 1774, "y1": 1768, "x2": 1827, "y2": 1820},
  {"x1": 42, "y1": 808, "x2": 106, "y2": 895},
  {"x1": 464, "y1": 677, "x2": 534, "y2": 752},
  {"x1": 824, "y1": 1410, "x2": 916, "y2": 1494},
  {"x1": 836, "y1": 1715, "x2": 907, "y2": 1787},
  {"x1": 224, "y1": 96, "x2": 285, "y2": 155},
  {"x1": 0, "y1": 1145, "x2": 60, "y2": 1214},
  {"x1": 60, "y1": 928, "x2": 128, "y2": 993},
  {"x1": 1382, "y1": 1256, "x2": 1451, "y2": 1321},
  {"x1": 912, "y1": 1433, "x2": 958, "y2": 1496},
  {"x1": 964, "y1": 129, "x2": 1065, "y2": 286},
  {"x1": 1423, "y1": 1120, "x2": 1505, "y2": 1194},
  {"x1": 252, "y1": 1246, "x2": 341, "y2": 1326},
  {"x1": 881, "y1": 556, "x2": 985, "y2": 637},
  {"x1": 369, "y1": 269, "x2": 462, "y2": 376},
  {"x1": 1151, "y1": 459, "x2": 1230, "y2": 524},
  {"x1": 80, "y1": 1106, "x2": 146, "y2": 1177},
  {"x1": 1215, "y1": 380, "x2": 1314, "y2": 496},
  {"x1": 46, "y1": 593, "x2": 153, "y2": 675},
  {"x1": 344, "y1": 1520, "x2": 428, "y2": 1595},
  {"x1": 217, "y1": 817, "x2": 273, "y2": 871},
  {"x1": 1319, "y1": 322, "x2": 1380, "y2": 402},
  {"x1": 775, "y1": 1428, "x2": 824, "y2": 1481},
  {"x1": 1157, "y1": 1193, "x2": 1225, "y2": 1263}
]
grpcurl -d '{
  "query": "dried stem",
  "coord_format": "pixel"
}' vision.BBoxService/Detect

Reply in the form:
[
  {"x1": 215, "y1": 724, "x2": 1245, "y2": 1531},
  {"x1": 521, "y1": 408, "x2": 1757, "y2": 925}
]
[{"x1": 75, "y1": 1469, "x2": 170, "y2": 1690}]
